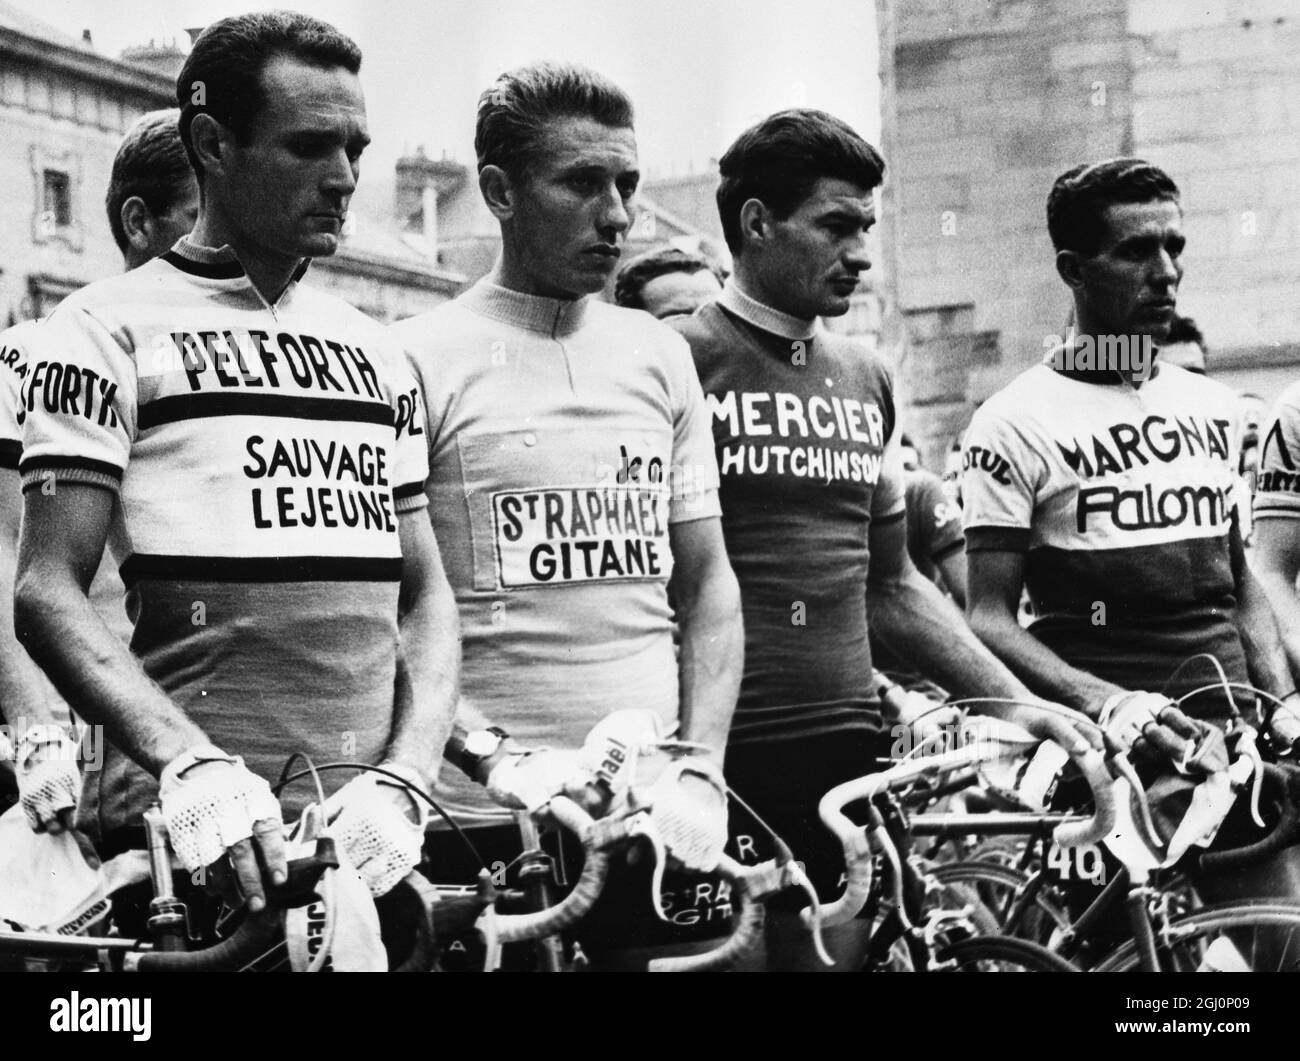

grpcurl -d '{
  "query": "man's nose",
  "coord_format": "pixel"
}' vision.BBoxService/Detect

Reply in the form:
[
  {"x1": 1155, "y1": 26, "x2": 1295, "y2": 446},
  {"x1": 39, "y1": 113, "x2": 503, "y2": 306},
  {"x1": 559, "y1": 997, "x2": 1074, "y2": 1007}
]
[
  {"x1": 323, "y1": 149, "x2": 359, "y2": 198},
  {"x1": 844, "y1": 231, "x2": 872, "y2": 272},
  {"x1": 596, "y1": 184, "x2": 632, "y2": 237},
  {"x1": 1151, "y1": 248, "x2": 1180, "y2": 289}
]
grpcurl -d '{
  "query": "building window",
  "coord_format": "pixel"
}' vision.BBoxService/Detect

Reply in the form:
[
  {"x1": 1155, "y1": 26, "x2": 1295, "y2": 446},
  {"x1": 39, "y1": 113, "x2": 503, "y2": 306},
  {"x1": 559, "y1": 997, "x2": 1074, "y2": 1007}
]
[
  {"x1": 43, "y1": 170, "x2": 72, "y2": 229},
  {"x1": 29, "y1": 146, "x2": 84, "y2": 251}
]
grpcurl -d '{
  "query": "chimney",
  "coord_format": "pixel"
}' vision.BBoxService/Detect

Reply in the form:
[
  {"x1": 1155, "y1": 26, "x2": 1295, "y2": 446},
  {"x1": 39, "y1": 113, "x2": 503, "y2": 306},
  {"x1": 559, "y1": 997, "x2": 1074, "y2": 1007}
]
[
  {"x1": 394, "y1": 149, "x2": 467, "y2": 254},
  {"x1": 421, "y1": 186, "x2": 438, "y2": 248}
]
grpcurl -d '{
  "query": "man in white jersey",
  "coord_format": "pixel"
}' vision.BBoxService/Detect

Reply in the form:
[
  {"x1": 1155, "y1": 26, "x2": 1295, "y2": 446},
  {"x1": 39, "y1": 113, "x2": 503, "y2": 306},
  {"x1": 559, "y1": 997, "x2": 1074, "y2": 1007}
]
[
  {"x1": 963, "y1": 158, "x2": 1300, "y2": 912},
  {"x1": 0, "y1": 110, "x2": 198, "y2": 842},
  {"x1": 393, "y1": 62, "x2": 742, "y2": 968},
  {"x1": 1249, "y1": 386, "x2": 1300, "y2": 735},
  {"x1": 15, "y1": 12, "x2": 460, "y2": 919}
]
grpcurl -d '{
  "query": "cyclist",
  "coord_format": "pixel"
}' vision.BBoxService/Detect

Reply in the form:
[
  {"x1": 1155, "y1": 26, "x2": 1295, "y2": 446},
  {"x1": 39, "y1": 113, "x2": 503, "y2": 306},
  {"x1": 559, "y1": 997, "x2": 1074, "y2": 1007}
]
[
  {"x1": 392, "y1": 61, "x2": 741, "y2": 970},
  {"x1": 963, "y1": 158, "x2": 1300, "y2": 905},
  {"x1": 15, "y1": 12, "x2": 461, "y2": 920},
  {"x1": 669, "y1": 110, "x2": 1098, "y2": 971},
  {"x1": 0, "y1": 109, "x2": 198, "y2": 842},
  {"x1": 614, "y1": 245, "x2": 723, "y2": 320},
  {"x1": 1250, "y1": 382, "x2": 1300, "y2": 707}
]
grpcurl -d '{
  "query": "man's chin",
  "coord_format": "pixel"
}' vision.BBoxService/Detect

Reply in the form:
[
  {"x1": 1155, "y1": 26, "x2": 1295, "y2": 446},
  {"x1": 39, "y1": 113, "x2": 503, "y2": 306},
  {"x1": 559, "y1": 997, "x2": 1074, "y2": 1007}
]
[{"x1": 297, "y1": 233, "x2": 340, "y2": 258}]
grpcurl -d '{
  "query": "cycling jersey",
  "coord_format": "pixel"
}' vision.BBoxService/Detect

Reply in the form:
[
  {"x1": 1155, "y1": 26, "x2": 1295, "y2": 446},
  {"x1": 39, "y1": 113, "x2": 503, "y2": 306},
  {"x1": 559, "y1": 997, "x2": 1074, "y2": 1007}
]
[
  {"x1": 1254, "y1": 380, "x2": 1300, "y2": 523},
  {"x1": 20, "y1": 237, "x2": 429, "y2": 840},
  {"x1": 393, "y1": 278, "x2": 721, "y2": 825},
  {"x1": 0, "y1": 320, "x2": 132, "y2": 653},
  {"x1": 962, "y1": 353, "x2": 1247, "y2": 719},
  {"x1": 904, "y1": 467, "x2": 964, "y2": 583},
  {"x1": 670, "y1": 282, "x2": 903, "y2": 746}
]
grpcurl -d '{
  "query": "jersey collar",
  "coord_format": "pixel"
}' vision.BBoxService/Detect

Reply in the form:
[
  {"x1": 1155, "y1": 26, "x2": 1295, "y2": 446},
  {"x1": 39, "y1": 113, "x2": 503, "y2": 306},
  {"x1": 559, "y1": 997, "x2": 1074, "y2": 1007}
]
[
  {"x1": 461, "y1": 278, "x2": 590, "y2": 338},
  {"x1": 718, "y1": 279, "x2": 817, "y2": 342},
  {"x1": 1042, "y1": 339, "x2": 1163, "y2": 388},
  {"x1": 162, "y1": 236, "x2": 312, "y2": 289}
]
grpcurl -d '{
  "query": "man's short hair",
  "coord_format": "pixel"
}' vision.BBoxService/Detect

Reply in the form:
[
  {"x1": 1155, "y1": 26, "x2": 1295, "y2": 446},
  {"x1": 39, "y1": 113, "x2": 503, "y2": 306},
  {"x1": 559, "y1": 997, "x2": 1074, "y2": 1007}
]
[
  {"x1": 1047, "y1": 158, "x2": 1180, "y2": 256},
  {"x1": 176, "y1": 11, "x2": 362, "y2": 180},
  {"x1": 105, "y1": 109, "x2": 192, "y2": 254},
  {"x1": 614, "y1": 246, "x2": 720, "y2": 310},
  {"x1": 716, "y1": 109, "x2": 886, "y2": 254},
  {"x1": 1165, "y1": 314, "x2": 1206, "y2": 351},
  {"x1": 475, "y1": 61, "x2": 634, "y2": 180}
]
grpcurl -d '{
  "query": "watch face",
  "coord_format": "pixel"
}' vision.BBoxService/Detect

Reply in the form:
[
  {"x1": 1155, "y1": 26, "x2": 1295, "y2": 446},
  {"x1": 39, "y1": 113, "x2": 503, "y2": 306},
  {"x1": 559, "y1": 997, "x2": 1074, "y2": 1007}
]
[{"x1": 465, "y1": 730, "x2": 501, "y2": 757}]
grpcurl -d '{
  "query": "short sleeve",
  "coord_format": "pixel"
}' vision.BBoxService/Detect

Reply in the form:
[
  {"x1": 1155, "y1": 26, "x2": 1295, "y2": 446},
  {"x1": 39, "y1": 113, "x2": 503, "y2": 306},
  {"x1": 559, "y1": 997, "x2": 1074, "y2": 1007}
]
[
  {"x1": 387, "y1": 345, "x2": 430, "y2": 515},
  {"x1": 1254, "y1": 384, "x2": 1300, "y2": 522},
  {"x1": 0, "y1": 325, "x2": 31, "y2": 470},
  {"x1": 961, "y1": 404, "x2": 1042, "y2": 553},
  {"x1": 912, "y1": 469, "x2": 964, "y2": 560},
  {"x1": 19, "y1": 307, "x2": 136, "y2": 493},
  {"x1": 871, "y1": 438, "x2": 906, "y2": 523},
  {"x1": 666, "y1": 333, "x2": 722, "y2": 524}
]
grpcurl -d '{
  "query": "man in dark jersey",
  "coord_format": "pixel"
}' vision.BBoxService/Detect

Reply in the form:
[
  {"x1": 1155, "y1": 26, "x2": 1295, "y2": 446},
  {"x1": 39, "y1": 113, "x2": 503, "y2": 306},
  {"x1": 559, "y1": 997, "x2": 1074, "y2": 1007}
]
[
  {"x1": 671, "y1": 110, "x2": 1096, "y2": 970},
  {"x1": 963, "y1": 158, "x2": 1300, "y2": 911}
]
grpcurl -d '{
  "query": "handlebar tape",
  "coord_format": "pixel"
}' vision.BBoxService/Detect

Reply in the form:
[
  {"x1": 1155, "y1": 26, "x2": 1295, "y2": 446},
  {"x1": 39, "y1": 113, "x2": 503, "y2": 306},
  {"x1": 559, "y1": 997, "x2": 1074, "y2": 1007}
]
[
  {"x1": 1197, "y1": 764, "x2": 1300, "y2": 873},
  {"x1": 132, "y1": 908, "x2": 282, "y2": 972},
  {"x1": 647, "y1": 857, "x2": 764, "y2": 972}
]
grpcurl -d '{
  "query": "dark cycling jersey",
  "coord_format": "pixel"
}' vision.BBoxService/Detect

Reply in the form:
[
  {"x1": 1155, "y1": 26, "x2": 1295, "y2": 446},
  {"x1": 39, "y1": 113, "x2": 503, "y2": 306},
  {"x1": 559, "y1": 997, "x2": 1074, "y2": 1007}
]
[{"x1": 671, "y1": 283, "x2": 903, "y2": 747}]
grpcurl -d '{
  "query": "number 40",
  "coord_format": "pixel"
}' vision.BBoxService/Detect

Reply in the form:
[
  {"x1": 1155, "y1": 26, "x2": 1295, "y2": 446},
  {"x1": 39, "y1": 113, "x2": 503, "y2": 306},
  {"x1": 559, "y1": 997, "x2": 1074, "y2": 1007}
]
[{"x1": 1047, "y1": 842, "x2": 1106, "y2": 884}]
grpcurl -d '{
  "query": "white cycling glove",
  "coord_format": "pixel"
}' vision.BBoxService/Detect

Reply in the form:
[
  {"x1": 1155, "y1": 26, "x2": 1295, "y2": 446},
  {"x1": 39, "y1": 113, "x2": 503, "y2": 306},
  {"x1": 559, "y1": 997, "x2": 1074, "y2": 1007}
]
[
  {"x1": 325, "y1": 765, "x2": 428, "y2": 898},
  {"x1": 580, "y1": 709, "x2": 664, "y2": 799},
  {"x1": 16, "y1": 726, "x2": 82, "y2": 832},
  {"x1": 646, "y1": 757, "x2": 729, "y2": 872},
  {"x1": 485, "y1": 749, "x2": 587, "y2": 814},
  {"x1": 158, "y1": 746, "x2": 282, "y2": 872},
  {"x1": 1099, "y1": 691, "x2": 1173, "y2": 748}
]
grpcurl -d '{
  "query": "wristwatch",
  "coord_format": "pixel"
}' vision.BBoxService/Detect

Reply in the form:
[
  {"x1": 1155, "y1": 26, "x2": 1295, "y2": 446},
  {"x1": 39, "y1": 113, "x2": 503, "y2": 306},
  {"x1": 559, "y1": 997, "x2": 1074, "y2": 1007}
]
[{"x1": 456, "y1": 726, "x2": 511, "y2": 781}]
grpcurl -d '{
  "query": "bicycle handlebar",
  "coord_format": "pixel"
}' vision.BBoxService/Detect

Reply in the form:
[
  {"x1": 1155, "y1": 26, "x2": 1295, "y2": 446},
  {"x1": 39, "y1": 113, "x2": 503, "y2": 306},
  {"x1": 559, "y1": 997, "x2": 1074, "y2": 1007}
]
[
  {"x1": 489, "y1": 796, "x2": 615, "y2": 944},
  {"x1": 811, "y1": 719, "x2": 1116, "y2": 926},
  {"x1": 647, "y1": 855, "x2": 765, "y2": 972},
  {"x1": 124, "y1": 847, "x2": 336, "y2": 972},
  {"x1": 1196, "y1": 763, "x2": 1300, "y2": 873}
]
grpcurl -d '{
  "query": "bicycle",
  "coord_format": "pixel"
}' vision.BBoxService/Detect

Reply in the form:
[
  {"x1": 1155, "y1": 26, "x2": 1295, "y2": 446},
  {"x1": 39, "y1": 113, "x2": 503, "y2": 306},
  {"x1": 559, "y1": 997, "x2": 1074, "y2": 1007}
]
[
  {"x1": 865, "y1": 707, "x2": 1300, "y2": 971},
  {"x1": 804, "y1": 706, "x2": 1118, "y2": 971}
]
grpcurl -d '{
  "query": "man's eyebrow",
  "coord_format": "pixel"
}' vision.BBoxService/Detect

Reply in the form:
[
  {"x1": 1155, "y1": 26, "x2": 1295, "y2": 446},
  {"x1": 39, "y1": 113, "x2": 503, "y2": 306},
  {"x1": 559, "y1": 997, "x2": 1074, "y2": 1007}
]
[{"x1": 819, "y1": 205, "x2": 875, "y2": 224}]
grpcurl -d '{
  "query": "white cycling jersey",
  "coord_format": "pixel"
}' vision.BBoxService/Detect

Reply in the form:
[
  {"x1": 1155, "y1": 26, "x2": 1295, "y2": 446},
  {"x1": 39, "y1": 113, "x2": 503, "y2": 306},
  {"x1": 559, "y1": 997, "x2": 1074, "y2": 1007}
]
[{"x1": 21, "y1": 236, "x2": 429, "y2": 840}]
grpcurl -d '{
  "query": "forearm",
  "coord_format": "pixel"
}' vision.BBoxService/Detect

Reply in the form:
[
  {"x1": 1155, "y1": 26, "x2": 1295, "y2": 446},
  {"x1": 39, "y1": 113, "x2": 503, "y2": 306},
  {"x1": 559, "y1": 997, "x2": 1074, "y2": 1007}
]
[
  {"x1": 1236, "y1": 568, "x2": 1295, "y2": 704},
  {"x1": 871, "y1": 570, "x2": 1109, "y2": 714},
  {"x1": 14, "y1": 580, "x2": 204, "y2": 775},
  {"x1": 962, "y1": 598, "x2": 1119, "y2": 715},
  {"x1": 387, "y1": 582, "x2": 461, "y2": 786},
  {"x1": 1253, "y1": 565, "x2": 1300, "y2": 685},
  {"x1": 0, "y1": 561, "x2": 66, "y2": 728},
  {"x1": 675, "y1": 566, "x2": 743, "y2": 763}
]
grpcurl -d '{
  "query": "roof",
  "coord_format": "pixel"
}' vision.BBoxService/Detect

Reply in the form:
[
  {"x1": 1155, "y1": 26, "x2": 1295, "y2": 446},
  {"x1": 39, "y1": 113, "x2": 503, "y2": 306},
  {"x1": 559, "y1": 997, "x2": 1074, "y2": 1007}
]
[
  {"x1": 0, "y1": 0, "x2": 84, "y2": 48},
  {"x1": 0, "y1": 2, "x2": 173, "y2": 103}
]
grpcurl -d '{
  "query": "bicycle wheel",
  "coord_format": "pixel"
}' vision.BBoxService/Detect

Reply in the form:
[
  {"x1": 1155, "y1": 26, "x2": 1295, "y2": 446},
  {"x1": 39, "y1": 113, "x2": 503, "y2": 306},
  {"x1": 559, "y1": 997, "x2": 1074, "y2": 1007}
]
[
  {"x1": 930, "y1": 862, "x2": 1070, "y2": 945},
  {"x1": 935, "y1": 934, "x2": 1080, "y2": 971},
  {"x1": 1094, "y1": 901, "x2": 1300, "y2": 972}
]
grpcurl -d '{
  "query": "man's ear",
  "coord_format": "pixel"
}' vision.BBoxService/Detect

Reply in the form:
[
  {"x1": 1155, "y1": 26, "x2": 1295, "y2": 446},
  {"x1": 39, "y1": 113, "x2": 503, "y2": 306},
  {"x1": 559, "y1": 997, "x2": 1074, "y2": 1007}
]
[
  {"x1": 1055, "y1": 249, "x2": 1087, "y2": 290},
  {"x1": 189, "y1": 113, "x2": 231, "y2": 182},
  {"x1": 119, "y1": 196, "x2": 153, "y2": 254},
  {"x1": 479, "y1": 164, "x2": 516, "y2": 222},
  {"x1": 738, "y1": 198, "x2": 769, "y2": 251}
]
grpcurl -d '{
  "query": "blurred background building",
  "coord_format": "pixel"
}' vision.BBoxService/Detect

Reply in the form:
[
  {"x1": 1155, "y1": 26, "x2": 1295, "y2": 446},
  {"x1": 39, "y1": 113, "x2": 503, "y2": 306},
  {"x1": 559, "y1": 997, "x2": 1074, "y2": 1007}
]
[
  {"x1": 878, "y1": 0, "x2": 1300, "y2": 468},
  {"x1": 0, "y1": 2, "x2": 461, "y2": 326}
]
